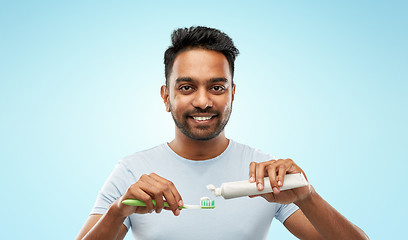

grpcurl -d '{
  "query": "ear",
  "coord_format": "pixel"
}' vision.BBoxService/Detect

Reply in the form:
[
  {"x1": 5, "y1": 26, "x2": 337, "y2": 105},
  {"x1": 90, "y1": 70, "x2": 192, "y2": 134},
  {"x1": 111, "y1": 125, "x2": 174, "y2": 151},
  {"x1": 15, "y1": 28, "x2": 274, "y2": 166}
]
[
  {"x1": 231, "y1": 83, "x2": 236, "y2": 102},
  {"x1": 160, "y1": 85, "x2": 170, "y2": 112}
]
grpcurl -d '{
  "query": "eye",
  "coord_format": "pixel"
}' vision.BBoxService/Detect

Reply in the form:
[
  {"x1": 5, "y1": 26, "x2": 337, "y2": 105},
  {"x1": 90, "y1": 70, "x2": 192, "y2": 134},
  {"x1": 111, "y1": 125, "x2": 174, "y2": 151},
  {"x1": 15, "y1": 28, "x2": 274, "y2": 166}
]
[
  {"x1": 179, "y1": 85, "x2": 194, "y2": 94},
  {"x1": 211, "y1": 85, "x2": 225, "y2": 93}
]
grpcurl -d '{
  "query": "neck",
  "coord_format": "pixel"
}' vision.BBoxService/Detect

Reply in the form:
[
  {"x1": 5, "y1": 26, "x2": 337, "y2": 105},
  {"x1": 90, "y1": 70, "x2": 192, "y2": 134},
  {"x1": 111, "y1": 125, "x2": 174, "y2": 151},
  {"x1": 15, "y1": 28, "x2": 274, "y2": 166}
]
[{"x1": 168, "y1": 130, "x2": 229, "y2": 161}]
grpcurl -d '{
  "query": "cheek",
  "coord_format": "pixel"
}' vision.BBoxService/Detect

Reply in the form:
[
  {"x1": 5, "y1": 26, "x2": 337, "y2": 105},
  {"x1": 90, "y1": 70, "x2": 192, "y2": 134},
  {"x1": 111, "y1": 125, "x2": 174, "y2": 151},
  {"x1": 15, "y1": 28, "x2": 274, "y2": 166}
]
[
  {"x1": 221, "y1": 95, "x2": 233, "y2": 112},
  {"x1": 171, "y1": 96, "x2": 188, "y2": 114}
]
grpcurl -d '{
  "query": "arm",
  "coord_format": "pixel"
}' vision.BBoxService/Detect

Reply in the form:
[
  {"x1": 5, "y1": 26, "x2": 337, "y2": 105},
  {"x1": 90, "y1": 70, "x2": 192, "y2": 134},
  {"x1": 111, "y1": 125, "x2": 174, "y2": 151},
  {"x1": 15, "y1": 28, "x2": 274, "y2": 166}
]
[
  {"x1": 291, "y1": 188, "x2": 368, "y2": 239},
  {"x1": 75, "y1": 213, "x2": 128, "y2": 240},
  {"x1": 76, "y1": 173, "x2": 184, "y2": 240},
  {"x1": 249, "y1": 159, "x2": 369, "y2": 240}
]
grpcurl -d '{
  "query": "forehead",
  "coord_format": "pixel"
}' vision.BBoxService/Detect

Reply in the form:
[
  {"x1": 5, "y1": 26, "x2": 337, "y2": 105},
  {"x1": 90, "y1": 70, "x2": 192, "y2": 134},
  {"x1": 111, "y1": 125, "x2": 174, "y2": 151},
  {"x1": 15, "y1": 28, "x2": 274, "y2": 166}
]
[{"x1": 169, "y1": 48, "x2": 232, "y2": 85}]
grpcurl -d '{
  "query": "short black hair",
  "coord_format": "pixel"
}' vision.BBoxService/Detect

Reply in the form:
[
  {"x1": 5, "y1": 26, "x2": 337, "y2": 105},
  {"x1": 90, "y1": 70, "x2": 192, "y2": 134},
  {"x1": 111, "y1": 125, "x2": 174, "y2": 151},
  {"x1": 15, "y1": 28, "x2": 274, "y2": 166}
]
[{"x1": 164, "y1": 26, "x2": 239, "y2": 86}]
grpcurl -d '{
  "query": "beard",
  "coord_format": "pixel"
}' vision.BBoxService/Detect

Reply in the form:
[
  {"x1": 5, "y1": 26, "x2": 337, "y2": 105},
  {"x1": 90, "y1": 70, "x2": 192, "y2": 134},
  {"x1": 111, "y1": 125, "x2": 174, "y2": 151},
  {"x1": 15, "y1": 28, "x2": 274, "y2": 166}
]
[{"x1": 169, "y1": 104, "x2": 232, "y2": 141}]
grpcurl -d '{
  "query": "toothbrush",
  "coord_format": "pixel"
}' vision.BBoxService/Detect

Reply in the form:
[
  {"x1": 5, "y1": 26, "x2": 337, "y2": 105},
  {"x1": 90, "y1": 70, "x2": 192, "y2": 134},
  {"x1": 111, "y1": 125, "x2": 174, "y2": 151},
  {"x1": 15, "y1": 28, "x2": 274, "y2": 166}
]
[{"x1": 122, "y1": 196, "x2": 215, "y2": 209}]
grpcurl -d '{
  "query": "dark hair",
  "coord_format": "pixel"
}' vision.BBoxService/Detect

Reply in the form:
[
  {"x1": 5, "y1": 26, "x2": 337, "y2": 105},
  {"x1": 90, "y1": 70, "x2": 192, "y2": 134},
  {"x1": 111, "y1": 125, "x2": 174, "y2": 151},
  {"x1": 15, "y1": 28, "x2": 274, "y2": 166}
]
[{"x1": 164, "y1": 26, "x2": 239, "y2": 86}]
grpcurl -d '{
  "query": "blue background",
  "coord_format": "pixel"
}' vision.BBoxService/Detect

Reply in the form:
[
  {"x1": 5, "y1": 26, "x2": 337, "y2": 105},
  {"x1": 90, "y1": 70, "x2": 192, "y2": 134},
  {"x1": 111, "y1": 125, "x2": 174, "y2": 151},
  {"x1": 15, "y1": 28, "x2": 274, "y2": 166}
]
[{"x1": 1, "y1": 1, "x2": 406, "y2": 239}]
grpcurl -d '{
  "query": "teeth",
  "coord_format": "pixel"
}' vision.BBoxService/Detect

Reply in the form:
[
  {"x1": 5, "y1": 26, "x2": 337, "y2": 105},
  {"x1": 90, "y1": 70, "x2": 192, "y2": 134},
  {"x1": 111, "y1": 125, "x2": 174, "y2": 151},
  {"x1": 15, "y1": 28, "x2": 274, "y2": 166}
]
[{"x1": 193, "y1": 116, "x2": 212, "y2": 121}]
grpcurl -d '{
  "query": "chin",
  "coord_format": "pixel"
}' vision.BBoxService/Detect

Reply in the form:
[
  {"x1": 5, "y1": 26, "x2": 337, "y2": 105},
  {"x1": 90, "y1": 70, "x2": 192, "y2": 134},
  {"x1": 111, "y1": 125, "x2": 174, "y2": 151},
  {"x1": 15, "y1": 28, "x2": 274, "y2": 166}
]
[{"x1": 184, "y1": 128, "x2": 224, "y2": 141}]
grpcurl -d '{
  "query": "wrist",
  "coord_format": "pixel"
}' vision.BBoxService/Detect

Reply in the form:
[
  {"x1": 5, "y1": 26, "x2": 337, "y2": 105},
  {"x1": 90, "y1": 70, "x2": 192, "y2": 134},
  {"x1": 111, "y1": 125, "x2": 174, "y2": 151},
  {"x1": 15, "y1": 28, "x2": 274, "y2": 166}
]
[
  {"x1": 294, "y1": 185, "x2": 318, "y2": 208},
  {"x1": 108, "y1": 199, "x2": 128, "y2": 221}
]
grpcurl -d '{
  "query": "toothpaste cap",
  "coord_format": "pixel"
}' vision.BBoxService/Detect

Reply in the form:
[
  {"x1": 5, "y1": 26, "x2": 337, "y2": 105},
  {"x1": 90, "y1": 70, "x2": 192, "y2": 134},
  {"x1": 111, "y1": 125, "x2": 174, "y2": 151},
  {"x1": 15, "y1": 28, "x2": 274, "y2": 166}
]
[{"x1": 206, "y1": 184, "x2": 222, "y2": 197}]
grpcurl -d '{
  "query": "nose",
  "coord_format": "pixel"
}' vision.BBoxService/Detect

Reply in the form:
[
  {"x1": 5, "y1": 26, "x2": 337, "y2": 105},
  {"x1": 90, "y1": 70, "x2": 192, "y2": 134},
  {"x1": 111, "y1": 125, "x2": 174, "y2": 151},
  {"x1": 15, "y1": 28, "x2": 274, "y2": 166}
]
[{"x1": 192, "y1": 88, "x2": 213, "y2": 109}]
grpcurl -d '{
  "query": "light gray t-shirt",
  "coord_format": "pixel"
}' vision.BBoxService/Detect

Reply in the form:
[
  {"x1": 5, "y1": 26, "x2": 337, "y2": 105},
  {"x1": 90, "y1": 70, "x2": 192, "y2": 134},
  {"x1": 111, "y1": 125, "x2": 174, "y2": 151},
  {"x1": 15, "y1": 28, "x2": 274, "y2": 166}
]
[{"x1": 91, "y1": 140, "x2": 299, "y2": 240}]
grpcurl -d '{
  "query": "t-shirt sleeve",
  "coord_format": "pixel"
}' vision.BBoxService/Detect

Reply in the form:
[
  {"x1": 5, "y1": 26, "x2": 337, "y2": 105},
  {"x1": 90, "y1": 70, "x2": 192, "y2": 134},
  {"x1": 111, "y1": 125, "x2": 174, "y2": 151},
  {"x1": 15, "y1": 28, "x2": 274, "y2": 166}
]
[
  {"x1": 90, "y1": 159, "x2": 135, "y2": 229},
  {"x1": 274, "y1": 203, "x2": 299, "y2": 223}
]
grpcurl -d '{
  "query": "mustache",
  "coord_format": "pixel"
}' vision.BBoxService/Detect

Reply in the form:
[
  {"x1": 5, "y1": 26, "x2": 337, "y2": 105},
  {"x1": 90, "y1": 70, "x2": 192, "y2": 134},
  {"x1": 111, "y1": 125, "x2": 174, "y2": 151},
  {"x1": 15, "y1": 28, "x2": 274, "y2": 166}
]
[{"x1": 183, "y1": 108, "x2": 219, "y2": 117}]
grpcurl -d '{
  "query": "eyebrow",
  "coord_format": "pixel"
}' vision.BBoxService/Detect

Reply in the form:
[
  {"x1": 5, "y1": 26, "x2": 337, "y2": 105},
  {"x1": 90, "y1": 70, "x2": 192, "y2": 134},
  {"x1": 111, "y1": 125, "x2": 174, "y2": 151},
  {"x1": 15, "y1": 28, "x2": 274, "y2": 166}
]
[
  {"x1": 209, "y1": 77, "x2": 228, "y2": 83},
  {"x1": 175, "y1": 77, "x2": 228, "y2": 84},
  {"x1": 175, "y1": 77, "x2": 194, "y2": 84}
]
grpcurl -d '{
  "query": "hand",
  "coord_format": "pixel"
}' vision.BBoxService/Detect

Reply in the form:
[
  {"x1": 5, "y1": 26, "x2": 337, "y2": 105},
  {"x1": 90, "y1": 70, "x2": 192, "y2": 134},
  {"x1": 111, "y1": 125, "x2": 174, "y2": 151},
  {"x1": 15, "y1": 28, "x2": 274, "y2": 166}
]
[
  {"x1": 112, "y1": 173, "x2": 183, "y2": 217},
  {"x1": 248, "y1": 159, "x2": 312, "y2": 205}
]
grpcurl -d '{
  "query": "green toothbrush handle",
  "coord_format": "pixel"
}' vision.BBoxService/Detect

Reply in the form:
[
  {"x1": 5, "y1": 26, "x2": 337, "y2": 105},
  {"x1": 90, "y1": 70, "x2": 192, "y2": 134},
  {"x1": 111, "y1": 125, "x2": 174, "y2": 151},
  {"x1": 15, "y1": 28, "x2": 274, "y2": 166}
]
[{"x1": 122, "y1": 199, "x2": 184, "y2": 208}]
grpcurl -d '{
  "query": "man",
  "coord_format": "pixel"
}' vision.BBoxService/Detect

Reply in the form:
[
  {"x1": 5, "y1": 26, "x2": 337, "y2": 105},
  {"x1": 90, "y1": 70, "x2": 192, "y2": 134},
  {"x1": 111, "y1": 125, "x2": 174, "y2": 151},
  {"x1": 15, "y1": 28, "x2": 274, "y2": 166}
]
[{"x1": 77, "y1": 26, "x2": 368, "y2": 239}]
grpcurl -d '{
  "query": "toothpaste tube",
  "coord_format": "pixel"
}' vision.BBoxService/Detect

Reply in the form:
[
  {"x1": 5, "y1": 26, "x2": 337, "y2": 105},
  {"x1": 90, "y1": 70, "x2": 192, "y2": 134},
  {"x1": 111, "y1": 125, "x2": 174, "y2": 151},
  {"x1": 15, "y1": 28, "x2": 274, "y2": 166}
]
[{"x1": 207, "y1": 173, "x2": 308, "y2": 199}]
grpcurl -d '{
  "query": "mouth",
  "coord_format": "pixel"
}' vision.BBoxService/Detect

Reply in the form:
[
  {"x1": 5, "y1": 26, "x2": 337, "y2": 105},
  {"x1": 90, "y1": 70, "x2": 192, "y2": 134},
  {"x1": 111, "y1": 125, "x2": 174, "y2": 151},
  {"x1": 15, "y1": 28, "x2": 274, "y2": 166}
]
[
  {"x1": 192, "y1": 116, "x2": 213, "y2": 121},
  {"x1": 188, "y1": 114, "x2": 217, "y2": 123}
]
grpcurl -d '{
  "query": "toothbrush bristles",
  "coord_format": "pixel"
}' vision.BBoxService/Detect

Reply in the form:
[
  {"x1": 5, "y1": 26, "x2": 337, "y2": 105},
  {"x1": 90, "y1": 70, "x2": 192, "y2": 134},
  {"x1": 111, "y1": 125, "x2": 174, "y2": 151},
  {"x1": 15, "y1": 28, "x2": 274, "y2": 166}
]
[{"x1": 199, "y1": 199, "x2": 215, "y2": 209}]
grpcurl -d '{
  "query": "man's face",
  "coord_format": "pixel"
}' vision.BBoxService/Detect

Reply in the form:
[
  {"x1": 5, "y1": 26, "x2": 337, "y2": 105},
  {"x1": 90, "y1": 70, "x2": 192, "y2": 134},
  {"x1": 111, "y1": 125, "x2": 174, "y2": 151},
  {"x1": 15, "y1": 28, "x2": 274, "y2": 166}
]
[{"x1": 161, "y1": 48, "x2": 235, "y2": 141}]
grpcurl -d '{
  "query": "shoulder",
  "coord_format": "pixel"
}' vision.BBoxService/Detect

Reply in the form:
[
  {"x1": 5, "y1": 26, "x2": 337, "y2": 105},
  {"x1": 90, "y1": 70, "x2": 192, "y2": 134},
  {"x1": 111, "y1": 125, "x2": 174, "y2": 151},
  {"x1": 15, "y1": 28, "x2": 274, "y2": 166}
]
[
  {"x1": 116, "y1": 143, "x2": 169, "y2": 175},
  {"x1": 122, "y1": 144, "x2": 166, "y2": 161},
  {"x1": 230, "y1": 140, "x2": 276, "y2": 163}
]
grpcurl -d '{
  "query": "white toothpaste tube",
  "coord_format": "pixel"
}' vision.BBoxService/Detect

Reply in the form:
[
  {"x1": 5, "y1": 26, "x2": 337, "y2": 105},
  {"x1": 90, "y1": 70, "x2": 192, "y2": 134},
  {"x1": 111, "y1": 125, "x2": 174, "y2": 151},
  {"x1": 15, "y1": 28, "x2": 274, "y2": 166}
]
[{"x1": 207, "y1": 173, "x2": 308, "y2": 199}]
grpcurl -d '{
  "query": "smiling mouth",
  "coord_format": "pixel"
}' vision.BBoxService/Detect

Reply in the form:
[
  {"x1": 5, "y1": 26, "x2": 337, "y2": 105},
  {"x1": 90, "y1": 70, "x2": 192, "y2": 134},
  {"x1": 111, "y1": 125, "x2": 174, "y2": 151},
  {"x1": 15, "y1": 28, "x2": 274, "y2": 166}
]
[{"x1": 192, "y1": 116, "x2": 213, "y2": 121}]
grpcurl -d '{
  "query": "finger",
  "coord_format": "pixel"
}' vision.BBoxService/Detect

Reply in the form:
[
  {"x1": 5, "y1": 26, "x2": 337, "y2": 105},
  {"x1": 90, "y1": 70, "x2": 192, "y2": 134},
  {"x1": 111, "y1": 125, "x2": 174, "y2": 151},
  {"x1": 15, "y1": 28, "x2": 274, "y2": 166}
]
[
  {"x1": 277, "y1": 164, "x2": 287, "y2": 188},
  {"x1": 256, "y1": 162, "x2": 266, "y2": 190},
  {"x1": 163, "y1": 187, "x2": 180, "y2": 216},
  {"x1": 150, "y1": 173, "x2": 182, "y2": 216},
  {"x1": 130, "y1": 188, "x2": 153, "y2": 214},
  {"x1": 266, "y1": 164, "x2": 278, "y2": 192},
  {"x1": 249, "y1": 162, "x2": 256, "y2": 183},
  {"x1": 140, "y1": 175, "x2": 166, "y2": 213},
  {"x1": 150, "y1": 173, "x2": 181, "y2": 210},
  {"x1": 147, "y1": 175, "x2": 170, "y2": 214},
  {"x1": 150, "y1": 173, "x2": 183, "y2": 206},
  {"x1": 286, "y1": 158, "x2": 300, "y2": 174},
  {"x1": 153, "y1": 191, "x2": 165, "y2": 214},
  {"x1": 137, "y1": 177, "x2": 159, "y2": 212},
  {"x1": 277, "y1": 158, "x2": 295, "y2": 187}
]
